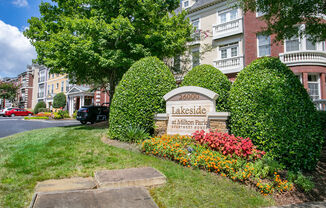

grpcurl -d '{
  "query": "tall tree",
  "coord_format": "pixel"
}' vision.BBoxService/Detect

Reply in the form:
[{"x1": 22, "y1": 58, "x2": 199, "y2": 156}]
[
  {"x1": 0, "y1": 82, "x2": 19, "y2": 107},
  {"x1": 24, "y1": 0, "x2": 193, "y2": 114},
  {"x1": 239, "y1": 0, "x2": 326, "y2": 42}
]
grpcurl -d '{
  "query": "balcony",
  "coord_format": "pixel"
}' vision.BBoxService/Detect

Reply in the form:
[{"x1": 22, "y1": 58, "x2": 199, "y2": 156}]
[
  {"x1": 213, "y1": 18, "x2": 243, "y2": 40},
  {"x1": 279, "y1": 51, "x2": 326, "y2": 67},
  {"x1": 213, "y1": 56, "x2": 244, "y2": 74}
]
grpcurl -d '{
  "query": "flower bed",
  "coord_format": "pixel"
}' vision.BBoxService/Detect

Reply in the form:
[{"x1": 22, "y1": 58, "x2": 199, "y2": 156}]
[
  {"x1": 141, "y1": 132, "x2": 294, "y2": 195},
  {"x1": 24, "y1": 116, "x2": 49, "y2": 120}
]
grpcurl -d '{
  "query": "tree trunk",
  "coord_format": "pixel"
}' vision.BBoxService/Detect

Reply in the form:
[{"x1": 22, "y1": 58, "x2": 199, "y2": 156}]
[{"x1": 107, "y1": 71, "x2": 116, "y2": 120}]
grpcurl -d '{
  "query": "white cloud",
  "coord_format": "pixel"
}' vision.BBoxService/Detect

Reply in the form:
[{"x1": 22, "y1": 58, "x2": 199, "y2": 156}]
[
  {"x1": 0, "y1": 20, "x2": 36, "y2": 78},
  {"x1": 12, "y1": 0, "x2": 28, "y2": 7}
]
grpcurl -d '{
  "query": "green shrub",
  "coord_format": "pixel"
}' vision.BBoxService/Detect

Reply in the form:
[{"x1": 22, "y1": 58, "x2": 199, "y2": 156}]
[
  {"x1": 287, "y1": 172, "x2": 314, "y2": 192},
  {"x1": 181, "y1": 64, "x2": 231, "y2": 111},
  {"x1": 53, "y1": 93, "x2": 66, "y2": 109},
  {"x1": 56, "y1": 110, "x2": 70, "y2": 119},
  {"x1": 317, "y1": 111, "x2": 326, "y2": 134},
  {"x1": 229, "y1": 57, "x2": 324, "y2": 171},
  {"x1": 34, "y1": 101, "x2": 46, "y2": 114},
  {"x1": 109, "y1": 57, "x2": 176, "y2": 141},
  {"x1": 38, "y1": 108, "x2": 51, "y2": 113},
  {"x1": 123, "y1": 126, "x2": 150, "y2": 143},
  {"x1": 72, "y1": 110, "x2": 77, "y2": 119}
]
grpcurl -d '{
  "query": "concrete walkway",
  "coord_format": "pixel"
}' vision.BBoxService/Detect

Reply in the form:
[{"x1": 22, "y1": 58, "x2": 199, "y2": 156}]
[
  {"x1": 268, "y1": 201, "x2": 326, "y2": 208},
  {"x1": 30, "y1": 167, "x2": 166, "y2": 208}
]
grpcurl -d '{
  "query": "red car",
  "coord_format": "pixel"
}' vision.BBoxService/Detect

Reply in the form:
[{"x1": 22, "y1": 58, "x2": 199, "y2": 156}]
[{"x1": 4, "y1": 108, "x2": 33, "y2": 117}]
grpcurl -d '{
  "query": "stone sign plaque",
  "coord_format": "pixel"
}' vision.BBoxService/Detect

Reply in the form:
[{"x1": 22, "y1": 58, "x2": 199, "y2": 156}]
[{"x1": 155, "y1": 86, "x2": 229, "y2": 136}]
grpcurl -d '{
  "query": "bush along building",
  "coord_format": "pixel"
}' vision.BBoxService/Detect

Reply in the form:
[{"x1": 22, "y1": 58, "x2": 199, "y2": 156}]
[{"x1": 180, "y1": 0, "x2": 326, "y2": 101}]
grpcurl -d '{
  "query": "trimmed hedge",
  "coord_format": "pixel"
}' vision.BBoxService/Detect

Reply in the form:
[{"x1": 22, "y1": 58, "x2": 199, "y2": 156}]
[
  {"x1": 229, "y1": 57, "x2": 324, "y2": 171},
  {"x1": 181, "y1": 64, "x2": 231, "y2": 111},
  {"x1": 34, "y1": 101, "x2": 46, "y2": 114},
  {"x1": 53, "y1": 92, "x2": 66, "y2": 108},
  {"x1": 109, "y1": 57, "x2": 176, "y2": 141}
]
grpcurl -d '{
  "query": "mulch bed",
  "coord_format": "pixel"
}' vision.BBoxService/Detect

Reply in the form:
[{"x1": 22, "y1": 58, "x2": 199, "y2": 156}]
[{"x1": 273, "y1": 144, "x2": 326, "y2": 205}]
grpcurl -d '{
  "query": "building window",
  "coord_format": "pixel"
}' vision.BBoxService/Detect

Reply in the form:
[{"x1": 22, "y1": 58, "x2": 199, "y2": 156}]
[
  {"x1": 191, "y1": 18, "x2": 200, "y2": 41},
  {"x1": 219, "y1": 9, "x2": 238, "y2": 24},
  {"x1": 52, "y1": 74, "x2": 54, "y2": 78},
  {"x1": 66, "y1": 80, "x2": 69, "y2": 92},
  {"x1": 230, "y1": 9, "x2": 237, "y2": 20},
  {"x1": 308, "y1": 74, "x2": 320, "y2": 100},
  {"x1": 51, "y1": 84, "x2": 54, "y2": 94},
  {"x1": 61, "y1": 81, "x2": 64, "y2": 92},
  {"x1": 56, "y1": 83, "x2": 59, "y2": 89},
  {"x1": 257, "y1": 35, "x2": 271, "y2": 57},
  {"x1": 286, "y1": 37, "x2": 300, "y2": 52},
  {"x1": 306, "y1": 37, "x2": 316, "y2": 50},
  {"x1": 192, "y1": 48, "x2": 200, "y2": 68},
  {"x1": 231, "y1": 47, "x2": 238, "y2": 57},
  {"x1": 47, "y1": 85, "x2": 50, "y2": 95},
  {"x1": 219, "y1": 42, "x2": 239, "y2": 59},
  {"x1": 295, "y1": 74, "x2": 302, "y2": 83},
  {"x1": 221, "y1": 49, "x2": 227, "y2": 59},
  {"x1": 183, "y1": 0, "x2": 189, "y2": 8},
  {"x1": 220, "y1": 13, "x2": 227, "y2": 23}
]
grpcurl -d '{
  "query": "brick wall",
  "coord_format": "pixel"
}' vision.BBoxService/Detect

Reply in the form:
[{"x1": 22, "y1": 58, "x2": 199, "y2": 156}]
[{"x1": 243, "y1": 12, "x2": 284, "y2": 66}]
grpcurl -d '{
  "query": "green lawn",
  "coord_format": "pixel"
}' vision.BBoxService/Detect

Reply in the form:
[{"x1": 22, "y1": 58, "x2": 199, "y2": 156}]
[{"x1": 0, "y1": 126, "x2": 274, "y2": 208}]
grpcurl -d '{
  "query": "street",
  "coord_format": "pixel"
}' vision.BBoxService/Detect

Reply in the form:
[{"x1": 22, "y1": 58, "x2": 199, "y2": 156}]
[{"x1": 0, "y1": 117, "x2": 80, "y2": 138}]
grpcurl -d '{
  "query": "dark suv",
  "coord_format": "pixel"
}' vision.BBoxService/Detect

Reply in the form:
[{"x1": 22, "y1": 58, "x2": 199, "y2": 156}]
[{"x1": 76, "y1": 105, "x2": 109, "y2": 124}]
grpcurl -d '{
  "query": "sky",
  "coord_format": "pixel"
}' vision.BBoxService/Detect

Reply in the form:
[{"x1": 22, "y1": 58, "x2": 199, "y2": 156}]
[{"x1": 0, "y1": 0, "x2": 50, "y2": 78}]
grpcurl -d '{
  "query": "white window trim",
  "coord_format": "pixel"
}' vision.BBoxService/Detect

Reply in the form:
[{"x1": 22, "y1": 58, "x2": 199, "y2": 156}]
[
  {"x1": 307, "y1": 73, "x2": 321, "y2": 100},
  {"x1": 217, "y1": 8, "x2": 239, "y2": 24},
  {"x1": 191, "y1": 47, "x2": 200, "y2": 68},
  {"x1": 295, "y1": 74, "x2": 302, "y2": 83},
  {"x1": 219, "y1": 42, "x2": 239, "y2": 59},
  {"x1": 257, "y1": 35, "x2": 271, "y2": 57},
  {"x1": 190, "y1": 15, "x2": 201, "y2": 30},
  {"x1": 284, "y1": 25, "x2": 323, "y2": 52}
]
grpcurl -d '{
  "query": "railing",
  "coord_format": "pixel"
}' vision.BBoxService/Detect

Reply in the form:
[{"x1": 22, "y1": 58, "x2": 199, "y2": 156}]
[
  {"x1": 313, "y1": 99, "x2": 326, "y2": 111},
  {"x1": 213, "y1": 56, "x2": 244, "y2": 73},
  {"x1": 279, "y1": 51, "x2": 326, "y2": 66},
  {"x1": 213, "y1": 18, "x2": 243, "y2": 39}
]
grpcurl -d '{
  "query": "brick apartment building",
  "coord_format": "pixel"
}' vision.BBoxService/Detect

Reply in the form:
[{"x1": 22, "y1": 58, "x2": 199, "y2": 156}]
[
  {"x1": 180, "y1": 0, "x2": 326, "y2": 100},
  {"x1": 16, "y1": 66, "x2": 34, "y2": 109}
]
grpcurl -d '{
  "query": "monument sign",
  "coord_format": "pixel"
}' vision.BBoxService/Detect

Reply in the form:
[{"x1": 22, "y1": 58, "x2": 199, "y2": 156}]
[{"x1": 155, "y1": 86, "x2": 230, "y2": 136}]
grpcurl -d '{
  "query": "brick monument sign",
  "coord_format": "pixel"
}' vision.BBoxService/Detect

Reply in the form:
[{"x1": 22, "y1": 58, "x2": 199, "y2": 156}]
[{"x1": 154, "y1": 86, "x2": 230, "y2": 136}]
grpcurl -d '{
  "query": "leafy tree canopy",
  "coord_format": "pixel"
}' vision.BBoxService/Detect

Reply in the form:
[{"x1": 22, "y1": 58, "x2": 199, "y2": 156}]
[
  {"x1": 239, "y1": 0, "x2": 326, "y2": 42},
  {"x1": 24, "y1": 0, "x2": 192, "y2": 109},
  {"x1": 0, "y1": 82, "x2": 19, "y2": 103}
]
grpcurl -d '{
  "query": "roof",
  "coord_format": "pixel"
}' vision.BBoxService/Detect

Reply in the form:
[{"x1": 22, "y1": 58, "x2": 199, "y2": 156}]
[{"x1": 188, "y1": 0, "x2": 223, "y2": 13}]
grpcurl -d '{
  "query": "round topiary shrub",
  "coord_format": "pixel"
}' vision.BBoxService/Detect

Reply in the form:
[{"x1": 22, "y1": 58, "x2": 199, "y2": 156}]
[
  {"x1": 181, "y1": 64, "x2": 231, "y2": 111},
  {"x1": 229, "y1": 57, "x2": 324, "y2": 171},
  {"x1": 53, "y1": 92, "x2": 66, "y2": 109},
  {"x1": 34, "y1": 101, "x2": 46, "y2": 114},
  {"x1": 109, "y1": 57, "x2": 176, "y2": 141}
]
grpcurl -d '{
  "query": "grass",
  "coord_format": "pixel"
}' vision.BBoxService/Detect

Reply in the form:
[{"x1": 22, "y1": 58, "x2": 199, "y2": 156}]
[{"x1": 0, "y1": 125, "x2": 274, "y2": 208}]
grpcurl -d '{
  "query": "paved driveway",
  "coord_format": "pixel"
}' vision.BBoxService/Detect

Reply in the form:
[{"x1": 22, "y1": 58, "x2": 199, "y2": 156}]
[{"x1": 0, "y1": 117, "x2": 80, "y2": 138}]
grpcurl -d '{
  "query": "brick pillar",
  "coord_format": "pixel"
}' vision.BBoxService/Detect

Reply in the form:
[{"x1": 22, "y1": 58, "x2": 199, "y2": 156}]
[
  {"x1": 321, "y1": 73, "x2": 326, "y2": 99},
  {"x1": 303, "y1": 73, "x2": 308, "y2": 90}
]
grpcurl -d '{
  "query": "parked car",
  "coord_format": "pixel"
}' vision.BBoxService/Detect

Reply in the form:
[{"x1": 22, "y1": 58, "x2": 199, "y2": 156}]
[
  {"x1": 76, "y1": 105, "x2": 109, "y2": 124},
  {"x1": 4, "y1": 108, "x2": 33, "y2": 117},
  {"x1": 0, "y1": 108, "x2": 14, "y2": 116}
]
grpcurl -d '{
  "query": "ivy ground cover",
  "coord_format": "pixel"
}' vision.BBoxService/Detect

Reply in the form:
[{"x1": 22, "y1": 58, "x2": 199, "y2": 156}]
[{"x1": 141, "y1": 132, "x2": 294, "y2": 195}]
